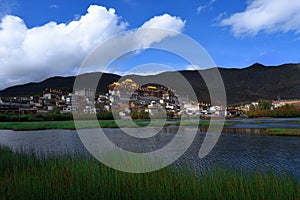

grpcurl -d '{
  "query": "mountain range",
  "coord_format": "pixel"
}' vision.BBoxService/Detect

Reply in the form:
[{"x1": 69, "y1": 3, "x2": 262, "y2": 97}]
[{"x1": 1, "y1": 63, "x2": 299, "y2": 105}]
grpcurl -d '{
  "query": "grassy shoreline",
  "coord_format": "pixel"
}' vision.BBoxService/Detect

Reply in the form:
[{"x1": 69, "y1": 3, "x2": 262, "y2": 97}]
[
  {"x1": 0, "y1": 120, "x2": 228, "y2": 131},
  {"x1": 1, "y1": 120, "x2": 300, "y2": 137},
  {"x1": 264, "y1": 128, "x2": 300, "y2": 136},
  {"x1": 0, "y1": 146, "x2": 299, "y2": 199}
]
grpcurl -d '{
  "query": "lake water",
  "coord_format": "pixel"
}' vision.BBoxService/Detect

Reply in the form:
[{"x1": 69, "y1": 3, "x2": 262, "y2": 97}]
[{"x1": 0, "y1": 118, "x2": 299, "y2": 178}]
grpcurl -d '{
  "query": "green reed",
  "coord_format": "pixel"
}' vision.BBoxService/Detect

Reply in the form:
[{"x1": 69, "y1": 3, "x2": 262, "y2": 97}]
[{"x1": 0, "y1": 146, "x2": 299, "y2": 200}]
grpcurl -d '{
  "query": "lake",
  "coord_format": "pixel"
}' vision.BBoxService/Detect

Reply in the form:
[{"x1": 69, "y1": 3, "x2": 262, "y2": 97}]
[{"x1": 0, "y1": 118, "x2": 299, "y2": 178}]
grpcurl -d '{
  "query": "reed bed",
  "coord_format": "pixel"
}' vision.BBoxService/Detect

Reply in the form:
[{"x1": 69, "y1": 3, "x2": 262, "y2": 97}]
[
  {"x1": 265, "y1": 128, "x2": 300, "y2": 136},
  {"x1": 0, "y1": 146, "x2": 299, "y2": 199},
  {"x1": 0, "y1": 120, "x2": 228, "y2": 131}
]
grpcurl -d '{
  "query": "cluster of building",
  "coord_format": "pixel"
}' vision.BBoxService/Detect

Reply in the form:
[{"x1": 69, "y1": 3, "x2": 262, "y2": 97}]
[
  {"x1": 0, "y1": 88, "x2": 72, "y2": 115},
  {"x1": 0, "y1": 79, "x2": 299, "y2": 117}
]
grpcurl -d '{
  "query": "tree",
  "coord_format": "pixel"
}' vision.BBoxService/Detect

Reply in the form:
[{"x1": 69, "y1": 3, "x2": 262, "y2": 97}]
[
  {"x1": 130, "y1": 111, "x2": 139, "y2": 120},
  {"x1": 249, "y1": 104, "x2": 256, "y2": 111},
  {"x1": 167, "y1": 111, "x2": 175, "y2": 119},
  {"x1": 139, "y1": 111, "x2": 150, "y2": 119},
  {"x1": 50, "y1": 107, "x2": 61, "y2": 114},
  {"x1": 258, "y1": 100, "x2": 272, "y2": 110}
]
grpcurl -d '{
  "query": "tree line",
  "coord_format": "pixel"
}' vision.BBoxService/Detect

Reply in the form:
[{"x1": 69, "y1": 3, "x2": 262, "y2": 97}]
[{"x1": 246, "y1": 100, "x2": 300, "y2": 118}]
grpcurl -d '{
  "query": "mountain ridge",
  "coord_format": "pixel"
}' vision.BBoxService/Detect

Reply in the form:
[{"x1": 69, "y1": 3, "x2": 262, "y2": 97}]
[{"x1": 1, "y1": 63, "x2": 299, "y2": 105}]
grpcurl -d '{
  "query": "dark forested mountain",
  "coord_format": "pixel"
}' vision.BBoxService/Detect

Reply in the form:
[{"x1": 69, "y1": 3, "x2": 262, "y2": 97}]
[
  {"x1": 218, "y1": 63, "x2": 300, "y2": 104},
  {"x1": 1, "y1": 63, "x2": 299, "y2": 104},
  {"x1": 0, "y1": 73, "x2": 120, "y2": 97}
]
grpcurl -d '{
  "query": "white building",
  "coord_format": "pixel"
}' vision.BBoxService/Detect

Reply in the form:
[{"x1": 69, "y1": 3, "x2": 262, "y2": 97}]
[
  {"x1": 83, "y1": 106, "x2": 96, "y2": 114},
  {"x1": 183, "y1": 102, "x2": 200, "y2": 116}
]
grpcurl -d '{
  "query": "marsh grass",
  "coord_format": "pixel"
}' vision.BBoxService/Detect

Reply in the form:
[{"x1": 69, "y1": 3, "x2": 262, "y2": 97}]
[
  {"x1": 0, "y1": 146, "x2": 299, "y2": 199},
  {"x1": 0, "y1": 120, "x2": 149, "y2": 131},
  {"x1": 0, "y1": 121, "x2": 77, "y2": 131},
  {"x1": 265, "y1": 128, "x2": 300, "y2": 136},
  {"x1": 0, "y1": 120, "x2": 230, "y2": 131}
]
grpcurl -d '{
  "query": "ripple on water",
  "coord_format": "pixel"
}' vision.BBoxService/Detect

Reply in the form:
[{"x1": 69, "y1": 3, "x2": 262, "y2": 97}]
[{"x1": 0, "y1": 127, "x2": 299, "y2": 179}]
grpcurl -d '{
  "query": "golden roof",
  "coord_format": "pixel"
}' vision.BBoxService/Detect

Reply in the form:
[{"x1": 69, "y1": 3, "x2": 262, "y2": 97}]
[
  {"x1": 125, "y1": 79, "x2": 133, "y2": 82},
  {"x1": 147, "y1": 86, "x2": 157, "y2": 90}
]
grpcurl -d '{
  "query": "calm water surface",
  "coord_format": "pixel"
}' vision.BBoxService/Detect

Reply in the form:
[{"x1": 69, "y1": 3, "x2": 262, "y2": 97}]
[{"x1": 0, "y1": 118, "x2": 299, "y2": 178}]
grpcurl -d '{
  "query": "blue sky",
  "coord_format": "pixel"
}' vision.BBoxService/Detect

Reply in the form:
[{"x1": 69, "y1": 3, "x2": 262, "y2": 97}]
[{"x1": 0, "y1": 0, "x2": 299, "y2": 88}]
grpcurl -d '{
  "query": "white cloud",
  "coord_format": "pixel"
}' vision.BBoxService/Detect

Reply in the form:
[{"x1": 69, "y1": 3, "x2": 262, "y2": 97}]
[
  {"x1": 196, "y1": 0, "x2": 217, "y2": 15},
  {"x1": 141, "y1": 14, "x2": 185, "y2": 32},
  {"x1": 213, "y1": 12, "x2": 227, "y2": 23},
  {"x1": 220, "y1": 0, "x2": 300, "y2": 37},
  {"x1": 135, "y1": 14, "x2": 185, "y2": 48},
  {"x1": 197, "y1": 6, "x2": 205, "y2": 14},
  {"x1": 209, "y1": 0, "x2": 217, "y2": 5},
  {"x1": 50, "y1": 4, "x2": 59, "y2": 9},
  {"x1": 0, "y1": 0, "x2": 18, "y2": 18},
  {"x1": 0, "y1": 5, "x2": 185, "y2": 89},
  {"x1": 79, "y1": 14, "x2": 186, "y2": 75},
  {"x1": 185, "y1": 64, "x2": 203, "y2": 71}
]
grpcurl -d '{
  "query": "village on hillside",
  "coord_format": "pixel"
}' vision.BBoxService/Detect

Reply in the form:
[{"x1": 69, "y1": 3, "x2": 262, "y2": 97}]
[{"x1": 0, "y1": 78, "x2": 299, "y2": 118}]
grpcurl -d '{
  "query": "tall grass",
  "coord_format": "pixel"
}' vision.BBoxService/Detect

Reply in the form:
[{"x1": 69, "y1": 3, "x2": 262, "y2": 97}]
[
  {"x1": 265, "y1": 128, "x2": 300, "y2": 136},
  {"x1": 0, "y1": 146, "x2": 299, "y2": 199},
  {"x1": 0, "y1": 120, "x2": 149, "y2": 131},
  {"x1": 0, "y1": 120, "x2": 232, "y2": 131},
  {"x1": 246, "y1": 106, "x2": 300, "y2": 118}
]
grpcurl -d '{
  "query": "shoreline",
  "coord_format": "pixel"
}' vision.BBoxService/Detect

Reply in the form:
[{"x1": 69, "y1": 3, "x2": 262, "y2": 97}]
[
  {"x1": 0, "y1": 119, "x2": 299, "y2": 136},
  {"x1": 0, "y1": 120, "x2": 227, "y2": 131}
]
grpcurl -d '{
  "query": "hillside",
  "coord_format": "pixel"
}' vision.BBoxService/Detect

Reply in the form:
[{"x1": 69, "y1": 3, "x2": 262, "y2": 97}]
[
  {"x1": 0, "y1": 73, "x2": 120, "y2": 97},
  {"x1": 0, "y1": 63, "x2": 299, "y2": 104}
]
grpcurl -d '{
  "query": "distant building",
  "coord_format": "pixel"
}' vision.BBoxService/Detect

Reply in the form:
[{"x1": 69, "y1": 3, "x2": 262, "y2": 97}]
[
  {"x1": 74, "y1": 88, "x2": 95, "y2": 99},
  {"x1": 19, "y1": 108, "x2": 37, "y2": 115},
  {"x1": 183, "y1": 102, "x2": 200, "y2": 117},
  {"x1": 146, "y1": 101, "x2": 164, "y2": 116},
  {"x1": 0, "y1": 103, "x2": 20, "y2": 114}
]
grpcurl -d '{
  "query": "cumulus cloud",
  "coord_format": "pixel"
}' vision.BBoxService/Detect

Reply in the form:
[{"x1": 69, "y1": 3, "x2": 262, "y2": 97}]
[
  {"x1": 136, "y1": 14, "x2": 185, "y2": 47},
  {"x1": 0, "y1": 5, "x2": 185, "y2": 89},
  {"x1": 220, "y1": 0, "x2": 300, "y2": 37},
  {"x1": 78, "y1": 14, "x2": 186, "y2": 75},
  {"x1": 141, "y1": 14, "x2": 185, "y2": 32},
  {"x1": 0, "y1": 0, "x2": 18, "y2": 18}
]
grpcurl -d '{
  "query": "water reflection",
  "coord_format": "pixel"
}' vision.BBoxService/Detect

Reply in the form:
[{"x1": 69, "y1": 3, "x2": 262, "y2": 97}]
[
  {"x1": 199, "y1": 127, "x2": 265, "y2": 135},
  {"x1": 0, "y1": 130, "x2": 90, "y2": 157},
  {"x1": 0, "y1": 126, "x2": 299, "y2": 179}
]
